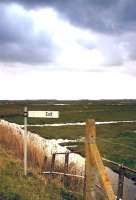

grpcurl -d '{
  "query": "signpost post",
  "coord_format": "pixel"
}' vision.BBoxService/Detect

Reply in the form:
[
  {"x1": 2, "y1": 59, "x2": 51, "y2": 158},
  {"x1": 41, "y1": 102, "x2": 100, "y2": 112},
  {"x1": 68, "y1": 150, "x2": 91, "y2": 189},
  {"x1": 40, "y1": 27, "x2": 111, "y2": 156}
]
[
  {"x1": 23, "y1": 108, "x2": 59, "y2": 176},
  {"x1": 24, "y1": 107, "x2": 28, "y2": 176}
]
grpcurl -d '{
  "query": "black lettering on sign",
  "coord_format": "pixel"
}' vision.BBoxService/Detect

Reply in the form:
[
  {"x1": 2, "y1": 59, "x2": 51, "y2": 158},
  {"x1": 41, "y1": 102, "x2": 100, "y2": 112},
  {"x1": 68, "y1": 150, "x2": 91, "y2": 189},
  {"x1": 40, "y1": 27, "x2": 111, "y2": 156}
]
[{"x1": 46, "y1": 112, "x2": 52, "y2": 117}]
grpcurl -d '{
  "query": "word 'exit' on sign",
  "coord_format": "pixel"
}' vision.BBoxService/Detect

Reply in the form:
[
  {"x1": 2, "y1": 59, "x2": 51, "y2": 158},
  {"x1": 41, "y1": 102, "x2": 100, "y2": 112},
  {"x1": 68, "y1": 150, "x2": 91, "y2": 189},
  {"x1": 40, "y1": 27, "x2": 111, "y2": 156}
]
[{"x1": 28, "y1": 111, "x2": 59, "y2": 118}]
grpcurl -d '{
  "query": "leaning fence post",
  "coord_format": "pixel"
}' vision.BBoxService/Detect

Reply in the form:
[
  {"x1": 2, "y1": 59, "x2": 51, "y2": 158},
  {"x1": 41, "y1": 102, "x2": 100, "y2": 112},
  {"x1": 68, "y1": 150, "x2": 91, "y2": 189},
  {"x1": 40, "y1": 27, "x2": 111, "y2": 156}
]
[
  {"x1": 85, "y1": 119, "x2": 97, "y2": 200},
  {"x1": 117, "y1": 164, "x2": 125, "y2": 200},
  {"x1": 85, "y1": 119, "x2": 115, "y2": 200},
  {"x1": 64, "y1": 152, "x2": 69, "y2": 187}
]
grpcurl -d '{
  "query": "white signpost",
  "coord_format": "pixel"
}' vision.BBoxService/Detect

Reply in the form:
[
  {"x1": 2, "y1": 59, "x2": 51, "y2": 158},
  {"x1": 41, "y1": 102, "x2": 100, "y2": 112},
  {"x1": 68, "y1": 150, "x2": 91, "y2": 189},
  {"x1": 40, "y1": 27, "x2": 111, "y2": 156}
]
[{"x1": 23, "y1": 107, "x2": 59, "y2": 176}]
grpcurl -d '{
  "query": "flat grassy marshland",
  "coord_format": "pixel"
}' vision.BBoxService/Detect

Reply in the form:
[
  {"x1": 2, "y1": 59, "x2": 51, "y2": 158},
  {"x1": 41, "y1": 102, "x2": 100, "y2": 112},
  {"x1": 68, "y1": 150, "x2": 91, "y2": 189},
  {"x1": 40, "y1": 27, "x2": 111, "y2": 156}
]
[
  {"x1": 1, "y1": 99, "x2": 136, "y2": 169},
  {"x1": 1, "y1": 99, "x2": 136, "y2": 124}
]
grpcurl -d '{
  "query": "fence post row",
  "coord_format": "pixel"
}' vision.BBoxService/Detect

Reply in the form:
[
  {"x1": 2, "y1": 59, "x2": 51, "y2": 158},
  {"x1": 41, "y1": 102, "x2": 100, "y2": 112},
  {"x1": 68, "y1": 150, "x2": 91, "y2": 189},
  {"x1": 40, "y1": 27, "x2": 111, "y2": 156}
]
[
  {"x1": 85, "y1": 119, "x2": 115, "y2": 200},
  {"x1": 42, "y1": 118, "x2": 136, "y2": 200},
  {"x1": 117, "y1": 164, "x2": 125, "y2": 200}
]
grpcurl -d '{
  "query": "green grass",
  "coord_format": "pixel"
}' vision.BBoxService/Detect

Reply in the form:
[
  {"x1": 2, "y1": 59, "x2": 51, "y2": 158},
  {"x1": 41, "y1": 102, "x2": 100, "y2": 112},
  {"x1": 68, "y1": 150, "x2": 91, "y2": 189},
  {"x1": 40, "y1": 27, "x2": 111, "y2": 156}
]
[
  {"x1": 29, "y1": 125, "x2": 85, "y2": 139},
  {"x1": 71, "y1": 123, "x2": 136, "y2": 168},
  {"x1": 1, "y1": 99, "x2": 136, "y2": 124},
  {"x1": 0, "y1": 145, "x2": 61, "y2": 200}
]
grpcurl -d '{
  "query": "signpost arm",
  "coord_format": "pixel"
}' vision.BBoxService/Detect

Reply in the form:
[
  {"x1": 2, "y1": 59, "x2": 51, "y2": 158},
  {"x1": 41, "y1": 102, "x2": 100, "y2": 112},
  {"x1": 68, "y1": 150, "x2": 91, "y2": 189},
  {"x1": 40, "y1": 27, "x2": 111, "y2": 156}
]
[{"x1": 24, "y1": 106, "x2": 28, "y2": 176}]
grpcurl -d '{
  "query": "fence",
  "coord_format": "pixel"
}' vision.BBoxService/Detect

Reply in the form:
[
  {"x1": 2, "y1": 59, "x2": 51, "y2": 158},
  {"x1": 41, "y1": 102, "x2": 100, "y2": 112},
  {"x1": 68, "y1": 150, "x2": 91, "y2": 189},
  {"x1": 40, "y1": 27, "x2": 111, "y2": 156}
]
[{"x1": 42, "y1": 119, "x2": 136, "y2": 200}]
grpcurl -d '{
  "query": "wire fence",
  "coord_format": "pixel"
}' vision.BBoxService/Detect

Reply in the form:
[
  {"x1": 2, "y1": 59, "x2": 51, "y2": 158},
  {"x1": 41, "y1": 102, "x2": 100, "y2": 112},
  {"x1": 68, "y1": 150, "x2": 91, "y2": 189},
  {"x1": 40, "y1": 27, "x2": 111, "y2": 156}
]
[{"x1": 42, "y1": 152, "x2": 136, "y2": 200}]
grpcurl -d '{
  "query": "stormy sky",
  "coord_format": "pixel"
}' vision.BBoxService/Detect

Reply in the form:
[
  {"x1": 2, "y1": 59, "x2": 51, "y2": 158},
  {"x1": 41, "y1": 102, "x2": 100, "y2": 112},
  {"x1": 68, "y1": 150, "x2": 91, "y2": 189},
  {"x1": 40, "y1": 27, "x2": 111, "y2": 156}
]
[{"x1": 0, "y1": 0, "x2": 136, "y2": 100}]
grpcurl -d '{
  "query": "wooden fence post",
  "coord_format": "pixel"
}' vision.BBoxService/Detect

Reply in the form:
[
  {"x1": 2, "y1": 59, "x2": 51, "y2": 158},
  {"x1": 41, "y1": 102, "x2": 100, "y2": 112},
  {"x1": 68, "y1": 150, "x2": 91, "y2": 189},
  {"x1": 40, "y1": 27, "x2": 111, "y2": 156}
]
[
  {"x1": 117, "y1": 164, "x2": 125, "y2": 200},
  {"x1": 85, "y1": 119, "x2": 97, "y2": 200},
  {"x1": 64, "y1": 153, "x2": 69, "y2": 187},
  {"x1": 50, "y1": 153, "x2": 56, "y2": 176},
  {"x1": 85, "y1": 119, "x2": 115, "y2": 200},
  {"x1": 83, "y1": 169, "x2": 86, "y2": 198}
]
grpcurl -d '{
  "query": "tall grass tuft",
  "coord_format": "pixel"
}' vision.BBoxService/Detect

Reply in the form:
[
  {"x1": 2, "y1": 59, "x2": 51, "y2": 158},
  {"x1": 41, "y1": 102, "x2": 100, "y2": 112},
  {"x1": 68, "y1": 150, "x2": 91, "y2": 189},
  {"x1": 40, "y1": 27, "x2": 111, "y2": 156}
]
[{"x1": 0, "y1": 120, "x2": 47, "y2": 171}]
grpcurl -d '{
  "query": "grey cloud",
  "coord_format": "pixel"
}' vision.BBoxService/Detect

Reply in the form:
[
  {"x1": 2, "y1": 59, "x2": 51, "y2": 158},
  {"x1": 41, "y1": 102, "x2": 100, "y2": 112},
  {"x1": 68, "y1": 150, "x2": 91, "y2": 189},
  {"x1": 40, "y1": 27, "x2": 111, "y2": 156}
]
[
  {"x1": 0, "y1": 39, "x2": 54, "y2": 65},
  {"x1": 3, "y1": 0, "x2": 136, "y2": 34},
  {"x1": 4, "y1": 0, "x2": 134, "y2": 33},
  {"x1": 122, "y1": 34, "x2": 136, "y2": 61},
  {"x1": 118, "y1": 0, "x2": 136, "y2": 23},
  {"x1": 0, "y1": 3, "x2": 56, "y2": 65},
  {"x1": 0, "y1": 5, "x2": 33, "y2": 44},
  {"x1": 53, "y1": 0, "x2": 136, "y2": 33},
  {"x1": 4, "y1": 0, "x2": 136, "y2": 34},
  {"x1": 1, "y1": 0, "x2": 136, "y2": 69}
]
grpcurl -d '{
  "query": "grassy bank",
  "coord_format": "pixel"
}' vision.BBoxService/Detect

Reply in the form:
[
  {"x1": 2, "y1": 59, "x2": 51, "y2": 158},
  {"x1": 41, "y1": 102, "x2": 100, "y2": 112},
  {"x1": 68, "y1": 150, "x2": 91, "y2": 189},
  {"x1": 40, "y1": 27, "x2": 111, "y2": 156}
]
[
  {"x1": 0, "y1": 122, "x2": 83, "y2": 200},
  {"x1": 0, "y1": 145, "x2": 62, "y2": 200},
  {"x1": 0, "y1": 144, "x2": 83, "y2": 200}
]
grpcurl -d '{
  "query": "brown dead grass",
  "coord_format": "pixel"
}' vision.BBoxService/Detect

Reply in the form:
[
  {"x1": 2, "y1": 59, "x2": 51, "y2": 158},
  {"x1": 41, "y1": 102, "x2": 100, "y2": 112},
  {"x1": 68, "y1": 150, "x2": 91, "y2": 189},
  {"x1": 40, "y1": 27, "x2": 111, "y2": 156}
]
[
  {"x1": 0, "y1": 159, "x2": 4, "y2": 170},
  {"x1": 0, "y1": 122, "x2": 47, "y2": 172}
]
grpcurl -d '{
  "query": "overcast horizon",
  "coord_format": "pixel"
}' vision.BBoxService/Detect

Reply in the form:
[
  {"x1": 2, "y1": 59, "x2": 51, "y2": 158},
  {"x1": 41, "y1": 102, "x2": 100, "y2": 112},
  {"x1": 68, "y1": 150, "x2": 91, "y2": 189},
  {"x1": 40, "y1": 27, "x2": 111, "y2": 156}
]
[{"x1": 1, "y1": 0, "x2": 136, "y2": 100}]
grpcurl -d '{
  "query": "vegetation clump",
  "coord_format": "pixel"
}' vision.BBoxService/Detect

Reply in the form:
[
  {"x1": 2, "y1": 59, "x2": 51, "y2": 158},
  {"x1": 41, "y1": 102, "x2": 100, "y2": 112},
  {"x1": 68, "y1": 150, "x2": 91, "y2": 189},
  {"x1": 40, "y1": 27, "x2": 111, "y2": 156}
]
[{"x1": 0, "y1": 145, "x2": 61, "y2": 200}]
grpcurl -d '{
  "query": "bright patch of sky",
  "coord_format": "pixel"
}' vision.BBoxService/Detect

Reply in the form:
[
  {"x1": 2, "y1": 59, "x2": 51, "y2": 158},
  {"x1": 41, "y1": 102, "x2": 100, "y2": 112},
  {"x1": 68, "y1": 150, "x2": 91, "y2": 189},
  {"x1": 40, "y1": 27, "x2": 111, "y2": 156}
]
[
  {"x1": 30, "y1": 7, "x2": 105, "y2": 70},
  {"x1": 1, "y1": 65, "x2": 136, "y2": 100}
]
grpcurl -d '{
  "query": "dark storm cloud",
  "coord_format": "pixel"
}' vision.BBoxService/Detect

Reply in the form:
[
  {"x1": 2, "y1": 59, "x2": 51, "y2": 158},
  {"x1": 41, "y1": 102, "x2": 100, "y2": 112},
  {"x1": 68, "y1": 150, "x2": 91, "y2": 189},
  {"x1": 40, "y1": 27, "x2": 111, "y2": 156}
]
[
  {"x1": 0, "y1": 3, "x2": 56, "y2": 65},
  {"x1": 4, "y1": 0, "x2": 136, "y2": 33},
  {"x1": 4, "y1": 0, "x2": 117, "y2": 33},
  {"x1": 1, "y1": 0, "x2": 136, "y2": 68},
  {"x1": 118, "y1": 1, "x2": 136, "y2": 23}
]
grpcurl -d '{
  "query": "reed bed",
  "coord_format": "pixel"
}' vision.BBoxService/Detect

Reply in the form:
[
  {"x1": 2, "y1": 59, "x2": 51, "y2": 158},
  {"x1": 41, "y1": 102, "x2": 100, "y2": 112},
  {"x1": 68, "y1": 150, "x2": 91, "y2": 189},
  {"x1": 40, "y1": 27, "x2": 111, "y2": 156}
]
[{"x1": 0, "y1": 120, "x2": 47, "y2": 171}]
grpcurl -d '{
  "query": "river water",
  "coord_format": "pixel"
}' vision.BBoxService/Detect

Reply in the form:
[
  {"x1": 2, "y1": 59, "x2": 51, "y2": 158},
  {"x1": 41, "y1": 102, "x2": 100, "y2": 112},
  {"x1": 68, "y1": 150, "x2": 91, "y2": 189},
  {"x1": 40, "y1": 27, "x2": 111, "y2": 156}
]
[{"x1": 20, "y1": 120, "x2": 136, "y2": 127}]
